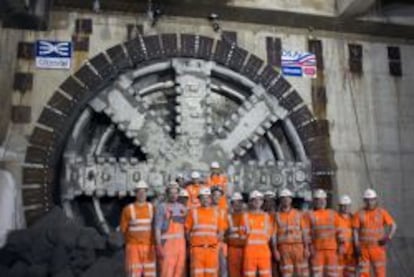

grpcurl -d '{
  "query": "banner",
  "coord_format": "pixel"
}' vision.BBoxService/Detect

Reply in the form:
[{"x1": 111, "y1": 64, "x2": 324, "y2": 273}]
[{"x1": 281, "y1": 50, "x2": 317, "y2": 78}]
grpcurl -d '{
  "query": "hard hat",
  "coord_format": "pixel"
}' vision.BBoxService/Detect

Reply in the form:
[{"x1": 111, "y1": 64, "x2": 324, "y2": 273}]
[
  {"x1": 210, "y1": 161, "x2": 220, "y2": 169},
  {"x1": 168, "y1": 181, "x2": 179, "y2": 187},
  {"x1": 249, "y1": 190, "x2": 264, "y2": 199},
  {"x1": 176, "y1": 173, "x2": 184, "y2": 179},
  {"x1": 135, "y1": 180, "x2": 149, "y2": 190},
  {"x1": 231, "y1": 192, "x2": 243, "y2": 201},
  {"x1": 198, "y1": 187, "x2": 211, "y2": 196},
  {"x1": 191, "y1": 171, "x2": 201, "y2": 179},
  {"x1": 264, "y1": 190, "x2": 276, "y2": 198},
  {"x1": 339, "y1": 195, "x2": 352, "y2": 205},
  {"x1": 179, "y1": 189, "x2": 189, "y2": 197},
  {"x1": 363, "y1": 188, "x2": 377, "y2": 199},
  {"x1": 279, "y1": 188, "x2": 293, "y2": 198},
  {"x1": 313, "y1": 189, "x2": 327, "y2": 199}
]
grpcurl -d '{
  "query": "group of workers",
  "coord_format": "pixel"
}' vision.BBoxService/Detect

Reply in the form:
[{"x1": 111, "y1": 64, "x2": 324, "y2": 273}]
[{"x1": 120, "y1": 162, "x2": 397, "y2": 277}]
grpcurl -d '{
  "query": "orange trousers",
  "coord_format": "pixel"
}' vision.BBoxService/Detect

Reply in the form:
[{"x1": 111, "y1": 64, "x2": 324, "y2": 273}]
[
  {"x1": 190, "y1": 246, "x2": 219, "y2": 277},
  {"x1": 311, "y1": 249, "x2": 338, "y2": 277},
  {"x1": 359, "y1": 246, "x2": 386, "y2": 277},
  {"x1": 278, "y1": 244, "x2": 309, "y2": 277},
  {"x1": 243, "y1": 246, "x2": 272, "y2": 277},
  {"x1": 160, "y1": 238, "x2": 186, "y2": 277},
  {"x1": 338, "y1": 252, "x2": 356, "y2": 277},
  {"x1": 228, "y1": 246, "x2": 243, "y2": 277},
  {"x1": 125, "y1": 244, "x2": 156, "y2": 277}
]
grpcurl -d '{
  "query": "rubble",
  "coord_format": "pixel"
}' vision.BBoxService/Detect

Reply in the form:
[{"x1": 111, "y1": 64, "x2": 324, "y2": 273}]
[{"x1": 0, "y1": 207, "x2": 125, "y2": 277}]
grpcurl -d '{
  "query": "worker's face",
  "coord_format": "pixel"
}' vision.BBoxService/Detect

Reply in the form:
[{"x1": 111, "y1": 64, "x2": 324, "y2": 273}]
[
  {"x1": 178, "y1": 196, "x2": 189, "y2": 206},
  {"x1": 232, "y1": 200, "x2": 243, "y2": 212},
  {"x1": 211, "y1": 168, "x2": 220, "y2": 174},
  {"x1": 176, "y1": 177, "x2": 184, "y2": 185},
  {"x1": 364, "y1": 198, "x2": 377, "y2": 210},
  {"x1": 251, "y1": 197, "x2": 264, "y2": 210},
  {"x1": 313, "y1": 198, "x2": 326, "y2": 210},
  {"x1": 192, "y1": 178, "x2": 200, "y2": 184},
  {"x1": 167, "y1": 188, "x2": 179, "y2": 202},
  {"x1": 339, "y1": 204, "x2": 350, "y2": 214},
  {"x1": 135, "y1": 188, "x2": 147, "y2": 202},
  {"x1": 280, "y1": 196, "x2": 292, "y2": 208},
  {"x1": 199, "y1": 195, "x2": 211, "y2": 207},
  {"x1": 212, "y1": 191, "x2": 222, "y2": 205}
]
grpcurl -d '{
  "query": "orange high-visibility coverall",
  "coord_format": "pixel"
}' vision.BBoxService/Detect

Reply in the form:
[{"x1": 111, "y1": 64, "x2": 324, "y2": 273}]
[
  {"x1": 241, "y1": 212, "x2": 273, "y2": 277},
  {"x1": 186, "y1": 184, "x2": 202, "y2": 209},
  {"x1": 185, "y1": 206, "x2": 225, "y2": 277},
  {"x1": 337, "y1": 213, "x2": 356, "y2": 277},
  {"x1": 215, "y1": 207, "x2": 229, "y2": 276},
  {"x1": 155, "y1": 202, "x2": 187, "y2": 277},
  {"x1": 227, "y1": 212, "x2": 246, "y2": 277},
  {"x1": 206, "y1": 174, "x2": 228, "y2": 209},
  {"x1": 274, "y1": 209, "x2": 309, "y2": 277},
  {"x1": 120, "y1": 202, "x2": 156, "y2": 277},
  {"x1": 307, "y1": 209, "x2": 340, "y2": 277},
  {"x1": 353, "y1": 208, "x2": 395, "y2": 277}
]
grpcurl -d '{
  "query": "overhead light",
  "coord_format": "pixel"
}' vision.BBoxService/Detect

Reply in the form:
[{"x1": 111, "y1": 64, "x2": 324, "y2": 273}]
[{"x1": 93, "y1": 0, "x2": 100, "y2": 13}]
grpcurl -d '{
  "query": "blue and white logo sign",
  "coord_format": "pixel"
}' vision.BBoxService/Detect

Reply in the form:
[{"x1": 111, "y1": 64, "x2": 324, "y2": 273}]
[
  {"x1": 281, "y1": 50, "x2": 317, "y2": 78},
  {"x1": 35, "y1": 40, "x2": 72, "y2": 69}
]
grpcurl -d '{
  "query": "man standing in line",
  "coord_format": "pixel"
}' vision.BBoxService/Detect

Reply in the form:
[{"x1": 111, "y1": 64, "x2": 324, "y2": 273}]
[
  {"x1": 227, "y1": 192, "x2": 246, "y2": 277},
  {"x1": 353, "y1": 189, "x2": 397, "y2": 277},
  {"x1": 206, "y1": 161, "x2": 229, "y2": 210},
  {"x1": 307, "y1": 189, "x2": 340, "y2": 277},
  {"x1": 337, "y1": 195, "x2": 356, "y2": 277},
  {"x1": 273, "y1": 188, "x2": 309, "y2": 277},
  {"x1": 186, "y1": 171, "x2": 203, "y2": 209},
  {"x1": 154, "y1": 182, "x2": 187, "y2": 277},
  {"x1": 120, "y1": 181, "x2": 156, "y2": 277},
  {"x1": 241, "y1": 190, "x2": 273, "y2": 277},
  {"x1": 185, "y1": 187, "x2": 225, "y2": 277}
]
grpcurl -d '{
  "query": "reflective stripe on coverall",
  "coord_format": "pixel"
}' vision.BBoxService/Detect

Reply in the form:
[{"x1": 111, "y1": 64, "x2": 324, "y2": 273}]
[
  {"x1": 227, "y1": 213, "x2": 246, "y2": 277},
  {"x1": 337, "y1": 213, "x2": 356, "y2": 277}
]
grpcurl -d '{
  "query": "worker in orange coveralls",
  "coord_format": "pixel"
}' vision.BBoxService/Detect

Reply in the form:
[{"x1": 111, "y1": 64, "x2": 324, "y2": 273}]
[
  {"x1": 211, "y1": 186, "x2": 229, "y2": 277},
  {"x1": 353, "y1": 189, "x2": 397, "y2": 277},
  {"x1": 154, "y1": 181, "x2": 188, "y2": 277},
  {"x1": 307, "y1": 189, "x2": 341, "y2": 277},
  {"x1": 120, "y1": 180, "x2": 156, "y2": 277},
  {"x1": 337, "y1": 195, "x2": 356, "y2": 277},
  {"x1": 186, "y1": 171, "x2": 203, "y2": 209},
  {"x1": 206, "y1": 161, "x2": 228, "y2": 210},
  {"x1": 226, "y1": 192, "x2": 246, "y2": 277},
  {"x1": 241, "y1": 190, "x2": 273, "y2": 277},
  {"x1": 185, "y1": 187, "x2": 225, "y2": 277},
  {"x1": 273, "y1": 188, "x2": 309, "y2": 277}
]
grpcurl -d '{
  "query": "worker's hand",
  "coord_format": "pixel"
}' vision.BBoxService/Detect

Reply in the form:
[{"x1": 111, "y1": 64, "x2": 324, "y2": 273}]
[
  {"x1": 156, "y1": 245, "x2": 164, "y2": 259},
  {"x1": 378, "y1": 236, "x2": 390, "y2": 246},
  {"x1": 338, "y1": 245, "x2": 345, "y2": 255},
  {"x1": 273, "y1": 250, "x2": 281, "y2": 262}
]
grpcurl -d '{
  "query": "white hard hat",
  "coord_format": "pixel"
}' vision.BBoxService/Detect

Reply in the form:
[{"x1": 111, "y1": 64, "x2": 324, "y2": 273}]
[
  {"x1": 249, "y1": 190, "x2": 264, "y2": 199},
  {"x1": 264, "y1": 190, "x2": 276, "y2": 198},
  {"x1": 167, "y1": 181, "x2": 179, "y2": 189},
  {"x1": 135, "y1": 180, "x2": 149, "y2": 190},
  {"x1": 176, "y1": 173, "x2": 184, "y2": 179},
  {"x1": 231, "y1": 192, "x2": 243, "y2": 201},
  {"x1": 313, "y1": 189, "x2": 327, "y2": 199},
  {"x1": 191, "y1": 171, "x2": 201, "y2": 179},
  {"x1": 339, "y1": 195, "x2": 352, "y2": 205},
  {"x1": 279, "y1": 188, "x2": 293, "y2": 198},
  {"x1": 179, "y1": 189, "x2": 189, "y2": 197},
  {"x1": 198, "y1": 187, "x2": 211, "y2": 196},
  {"x1": 210, "y1": 161, "x2": 220, "y2": 169},
  {"x1": 363, "y1": 189, "x2": 377, "y2": 199}
]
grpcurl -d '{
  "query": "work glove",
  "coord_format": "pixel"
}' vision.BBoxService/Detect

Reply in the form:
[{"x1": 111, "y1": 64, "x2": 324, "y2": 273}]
[
  {"x1": 156, "y1": 245, "x2": 164, "y2": 259},
  {"x1": 378, "y1": 236, "x2": 390, "y2": 246}
]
